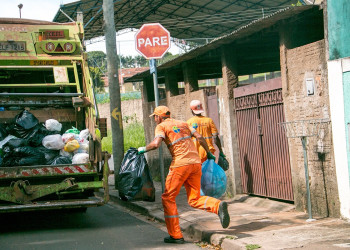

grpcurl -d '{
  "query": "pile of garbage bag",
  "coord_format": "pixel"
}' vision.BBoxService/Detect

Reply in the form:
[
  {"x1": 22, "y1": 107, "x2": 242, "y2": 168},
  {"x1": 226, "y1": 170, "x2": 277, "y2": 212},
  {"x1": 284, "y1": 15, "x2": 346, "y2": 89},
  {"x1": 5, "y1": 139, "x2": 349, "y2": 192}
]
[{"x1": 0, "y1": 110, "x2": 90, "y2": 167}]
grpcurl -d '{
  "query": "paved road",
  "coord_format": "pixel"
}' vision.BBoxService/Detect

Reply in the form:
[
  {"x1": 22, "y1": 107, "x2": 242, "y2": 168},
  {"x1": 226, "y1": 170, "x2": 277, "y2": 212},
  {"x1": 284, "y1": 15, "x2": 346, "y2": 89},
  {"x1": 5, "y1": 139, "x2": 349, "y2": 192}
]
[{"x1": 0, "y1": 203, "x2": 199, "y2": 250}]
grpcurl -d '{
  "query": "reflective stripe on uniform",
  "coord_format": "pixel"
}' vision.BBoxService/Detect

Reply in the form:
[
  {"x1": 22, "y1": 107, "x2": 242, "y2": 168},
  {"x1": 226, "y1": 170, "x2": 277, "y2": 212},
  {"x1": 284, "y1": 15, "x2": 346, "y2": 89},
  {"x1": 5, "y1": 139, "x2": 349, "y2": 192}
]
[
  {"x1": 204, "y1": 197, "x2": 209, "y2": 210},
  {"x1": 193, "y1": 136, "x2": 214, "y2": 141},
  {"x1": 154, "y1": 134, "x2": 165, "y2": 140},
  {"x1": 164, "y1": 214, "x2": 179, "y2": 218},
  {"x1": 167, "y1": 136, "x2": 191, "y2": 147}
]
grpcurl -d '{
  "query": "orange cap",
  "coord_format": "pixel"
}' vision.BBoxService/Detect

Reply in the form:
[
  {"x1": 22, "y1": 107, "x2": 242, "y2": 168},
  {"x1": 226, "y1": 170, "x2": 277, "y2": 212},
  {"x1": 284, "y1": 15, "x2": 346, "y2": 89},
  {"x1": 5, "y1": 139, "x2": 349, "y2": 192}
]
[
  {"x1": 149, "y1": 106, "x2": 171, "y2": 117},
  {"x1": 190, "y1": 100, "x2": 204, "y2": 114}
]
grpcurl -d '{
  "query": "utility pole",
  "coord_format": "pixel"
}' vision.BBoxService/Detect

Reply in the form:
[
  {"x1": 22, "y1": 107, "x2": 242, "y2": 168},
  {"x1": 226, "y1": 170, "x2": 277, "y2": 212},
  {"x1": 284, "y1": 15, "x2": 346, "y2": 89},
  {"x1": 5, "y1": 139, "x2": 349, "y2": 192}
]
[
  {"x1": 18, "y1": 4, "x2": 23, "y2": 18},
  {"x1": 103, "y1": 0, "x2": 124, "y2": 188}
]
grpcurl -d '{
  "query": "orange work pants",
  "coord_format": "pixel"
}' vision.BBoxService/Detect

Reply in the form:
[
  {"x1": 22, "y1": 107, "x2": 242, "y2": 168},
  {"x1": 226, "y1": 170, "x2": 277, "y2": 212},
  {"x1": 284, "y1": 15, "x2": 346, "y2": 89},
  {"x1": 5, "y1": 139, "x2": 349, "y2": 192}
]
[{"x1": 161, "y1": 163, "x2": 221, "y2": 239}]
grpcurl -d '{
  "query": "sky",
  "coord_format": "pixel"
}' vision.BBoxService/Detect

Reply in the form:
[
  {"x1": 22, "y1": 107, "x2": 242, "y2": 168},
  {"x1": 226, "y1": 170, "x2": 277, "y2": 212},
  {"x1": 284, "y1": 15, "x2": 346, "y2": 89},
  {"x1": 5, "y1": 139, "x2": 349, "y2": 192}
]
[{"x1": 0, "y1": 0, "x2": 180, "y2": 56}]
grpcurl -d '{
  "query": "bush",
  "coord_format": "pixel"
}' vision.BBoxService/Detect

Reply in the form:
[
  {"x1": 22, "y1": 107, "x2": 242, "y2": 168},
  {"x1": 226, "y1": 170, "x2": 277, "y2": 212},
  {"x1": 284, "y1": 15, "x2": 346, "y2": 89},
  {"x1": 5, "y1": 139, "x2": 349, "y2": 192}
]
[
  {"x1": 96, "y1": 92, "x2": 141, "y2": 104},
  {"x1": 102, "y1": 122, "x2": 145, "y2": 153}
]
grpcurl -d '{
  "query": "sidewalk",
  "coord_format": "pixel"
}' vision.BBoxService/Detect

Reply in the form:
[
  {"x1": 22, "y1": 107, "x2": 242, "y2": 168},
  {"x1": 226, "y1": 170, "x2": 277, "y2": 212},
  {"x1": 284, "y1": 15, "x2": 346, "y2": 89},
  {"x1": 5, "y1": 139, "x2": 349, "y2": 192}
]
[{"x1": 101, "y1": 174, "x2": 350, "y2": 249}]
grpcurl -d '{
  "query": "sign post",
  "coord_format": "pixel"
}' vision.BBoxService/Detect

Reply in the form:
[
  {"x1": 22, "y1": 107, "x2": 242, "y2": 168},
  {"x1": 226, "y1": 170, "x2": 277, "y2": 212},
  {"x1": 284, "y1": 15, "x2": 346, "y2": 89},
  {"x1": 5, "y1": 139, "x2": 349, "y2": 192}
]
[{"x1": 135, "y1": 23, "x2": 171, "y2": 193}]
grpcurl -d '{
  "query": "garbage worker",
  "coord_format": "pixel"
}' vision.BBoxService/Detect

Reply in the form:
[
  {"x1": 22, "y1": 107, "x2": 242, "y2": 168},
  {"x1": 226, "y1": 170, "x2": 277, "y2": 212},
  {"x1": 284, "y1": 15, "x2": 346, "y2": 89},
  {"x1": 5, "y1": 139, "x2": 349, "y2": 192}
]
[
  {"x1": 138, "y1": 106, "x2": 230, "y2": 244},
  {"x1": 187, "y1": 100, "x2": 226, "y2": 163}
]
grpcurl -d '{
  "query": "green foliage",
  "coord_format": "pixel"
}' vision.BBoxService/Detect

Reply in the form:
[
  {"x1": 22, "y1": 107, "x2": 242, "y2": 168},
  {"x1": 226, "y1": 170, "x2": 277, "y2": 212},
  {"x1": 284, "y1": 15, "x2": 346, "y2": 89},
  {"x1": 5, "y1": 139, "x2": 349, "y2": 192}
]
[
  {"x1": 87, "y1": 51, "x2": 107, "y2": 91},
  {"x1": 89, "y1": 66, "x2": 105, "y2": 91},
  {"x1": 246, "y1": 244, "x2": 261, "y2": 250},
  {"x1": 123, "y1": 122, "x2": 145, "y2": 151},
  {"x1": 135, "y1": 55, "x2": 148, "y2": 67},
  {"x1": 95, "y1": 92, "x2": 141, "y2": 104},
  {"x1": 226, "y1": 235, "x2": 238, "y2": 240},
  {"x1": 157, "y1": 52, "x2": 178, "y2": 65},
  {"x1": 292, "y1": 0, "x2": 304, "y2": 6},
  {"x1": 87, "y1": 51, "x2": 107, "y2": 70},
  {"x1": 101, "y1": 122, "x2": 145, "y2": 153}
]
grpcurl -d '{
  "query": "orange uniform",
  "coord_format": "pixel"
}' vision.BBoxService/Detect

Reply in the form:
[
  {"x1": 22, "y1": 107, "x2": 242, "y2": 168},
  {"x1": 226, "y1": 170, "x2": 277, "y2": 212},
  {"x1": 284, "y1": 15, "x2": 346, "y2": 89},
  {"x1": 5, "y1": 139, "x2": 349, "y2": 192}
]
[
  {"x1": 187, "y1": 115, "x2": 219, "y2": 163},
  {"x1": 155, "y1": 118, "x2": 221, "y2": 239}
]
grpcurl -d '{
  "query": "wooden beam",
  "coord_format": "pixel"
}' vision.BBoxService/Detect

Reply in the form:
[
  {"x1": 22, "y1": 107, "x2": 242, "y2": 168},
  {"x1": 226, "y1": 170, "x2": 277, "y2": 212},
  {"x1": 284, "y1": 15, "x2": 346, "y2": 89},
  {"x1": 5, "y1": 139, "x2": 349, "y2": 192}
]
[{"x1": 0, "y1": 109, "x2": 79, "y2": 123}]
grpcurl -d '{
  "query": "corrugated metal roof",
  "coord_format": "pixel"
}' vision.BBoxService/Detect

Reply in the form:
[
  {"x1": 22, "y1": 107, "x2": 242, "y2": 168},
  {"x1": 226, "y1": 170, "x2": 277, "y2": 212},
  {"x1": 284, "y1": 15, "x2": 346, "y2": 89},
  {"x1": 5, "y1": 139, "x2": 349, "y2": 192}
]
[{"x1": 53, "y1": 0, "x2": 301, "y2": 40}]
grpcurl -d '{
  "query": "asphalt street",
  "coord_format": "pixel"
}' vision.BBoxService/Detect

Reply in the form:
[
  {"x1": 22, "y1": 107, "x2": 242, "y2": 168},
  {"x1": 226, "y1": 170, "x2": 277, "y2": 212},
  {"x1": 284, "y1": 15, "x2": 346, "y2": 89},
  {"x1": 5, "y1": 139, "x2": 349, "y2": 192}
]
[{"x1": 0, "y1": 203, "x2": 199, "y2": 250}]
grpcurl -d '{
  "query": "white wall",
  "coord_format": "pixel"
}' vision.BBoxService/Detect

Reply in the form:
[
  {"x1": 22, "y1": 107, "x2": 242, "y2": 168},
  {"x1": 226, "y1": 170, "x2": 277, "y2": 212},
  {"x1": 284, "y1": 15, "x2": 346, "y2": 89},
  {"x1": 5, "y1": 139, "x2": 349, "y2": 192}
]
[{"x1": 328, "y1": 59, "x2": 350, "y2": 220}]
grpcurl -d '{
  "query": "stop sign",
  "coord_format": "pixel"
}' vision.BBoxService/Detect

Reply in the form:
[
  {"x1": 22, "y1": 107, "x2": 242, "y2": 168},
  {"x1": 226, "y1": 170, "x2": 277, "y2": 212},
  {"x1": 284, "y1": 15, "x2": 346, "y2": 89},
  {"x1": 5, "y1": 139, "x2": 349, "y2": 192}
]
[{"x1": 135, "y1": 23, "x2": 170, "y2": 59}]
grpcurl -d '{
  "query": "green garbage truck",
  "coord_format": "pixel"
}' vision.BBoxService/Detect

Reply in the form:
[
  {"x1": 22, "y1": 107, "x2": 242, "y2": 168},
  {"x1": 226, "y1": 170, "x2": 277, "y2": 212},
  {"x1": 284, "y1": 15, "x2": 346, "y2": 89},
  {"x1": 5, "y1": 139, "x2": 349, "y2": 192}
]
[{"x1": 0, "y1": 18, "x2": 109, "y2": 212}]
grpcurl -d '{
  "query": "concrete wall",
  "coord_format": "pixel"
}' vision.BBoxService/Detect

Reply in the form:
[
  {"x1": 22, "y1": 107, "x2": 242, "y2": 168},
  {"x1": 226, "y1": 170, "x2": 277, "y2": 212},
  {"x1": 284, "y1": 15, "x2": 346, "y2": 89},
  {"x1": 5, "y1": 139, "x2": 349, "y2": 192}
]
[
  {"x1": 97, "y1": 99, "x2": 143, "y2": 129},
  {"x1": 282, "y1": 40, "x2": 340, "y2": 217}
]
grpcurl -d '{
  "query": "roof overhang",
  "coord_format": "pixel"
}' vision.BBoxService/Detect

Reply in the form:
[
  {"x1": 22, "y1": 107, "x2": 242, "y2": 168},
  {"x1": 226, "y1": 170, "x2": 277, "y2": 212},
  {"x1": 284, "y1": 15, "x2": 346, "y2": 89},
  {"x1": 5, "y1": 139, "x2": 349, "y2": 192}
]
[
  {"x1": 124, "y1": 5, "x2": 323, "y2": 82},
  {"x1": 53, "y1": 0, "x2": 302, "y2": 41}
]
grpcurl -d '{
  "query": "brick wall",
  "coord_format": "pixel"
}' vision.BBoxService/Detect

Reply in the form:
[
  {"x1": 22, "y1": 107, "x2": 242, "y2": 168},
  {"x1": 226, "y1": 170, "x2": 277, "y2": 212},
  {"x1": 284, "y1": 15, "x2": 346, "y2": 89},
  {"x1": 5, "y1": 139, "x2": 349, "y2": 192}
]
[{"x1": 282, "y1": 40, "x2": 340, "y2": 217}]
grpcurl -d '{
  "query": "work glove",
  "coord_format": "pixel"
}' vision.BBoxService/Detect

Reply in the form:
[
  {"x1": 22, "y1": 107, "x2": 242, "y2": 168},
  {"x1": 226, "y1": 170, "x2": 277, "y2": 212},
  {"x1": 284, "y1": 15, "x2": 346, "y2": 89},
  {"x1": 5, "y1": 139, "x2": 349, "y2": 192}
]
[
  {"x1": 219, "y1": 151, "x2": 226, "y2": 158},
  {"x1": 207, "y1": 152, "x2": 216, "y2": 161},
  {"x1": 138, "y1": 146, "x2": 146, "y2": 155}
]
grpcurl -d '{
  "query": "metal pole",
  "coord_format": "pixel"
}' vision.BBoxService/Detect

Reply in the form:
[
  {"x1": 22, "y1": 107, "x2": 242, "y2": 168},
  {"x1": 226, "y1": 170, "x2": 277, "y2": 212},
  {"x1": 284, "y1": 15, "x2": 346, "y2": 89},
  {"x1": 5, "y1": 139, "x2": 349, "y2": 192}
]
[
  {"x1": 150, "y1": 59, "x2": 165, "y2": 193},
  {"x1": 301, "y1": 136, "x2": 314, "y2": 221},
  {"x1": 103, "y1": 0, "x2": 124, "y2": 189}
]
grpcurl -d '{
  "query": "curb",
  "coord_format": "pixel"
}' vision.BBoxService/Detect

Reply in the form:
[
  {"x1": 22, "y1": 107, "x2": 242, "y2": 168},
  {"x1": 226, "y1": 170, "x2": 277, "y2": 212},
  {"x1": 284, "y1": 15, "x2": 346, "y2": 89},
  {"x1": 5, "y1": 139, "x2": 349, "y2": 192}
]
[
  {"x1": 96, "y1": 190, "x2": 166, "y2": 225},
  {"x1": 96, "y1": 190, "x2": 218, "y2": 245}
]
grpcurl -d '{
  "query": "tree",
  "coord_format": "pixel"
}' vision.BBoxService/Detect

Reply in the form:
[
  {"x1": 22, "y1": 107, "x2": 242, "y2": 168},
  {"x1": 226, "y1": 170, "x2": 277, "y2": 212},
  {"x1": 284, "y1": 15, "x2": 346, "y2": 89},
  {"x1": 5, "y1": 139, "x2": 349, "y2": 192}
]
[
  {"x1": 87, "y1": 51, "x2": 107, "y2": 92},
  {"x1": 157, "y1": 52, "x2": 178, "y2": 65},
  {"x1": 87, "y1": 51, "x2": 107, "y2": 71},
  {"x1": 135, "y1": 55, "x2": 148, "y2": 67}
]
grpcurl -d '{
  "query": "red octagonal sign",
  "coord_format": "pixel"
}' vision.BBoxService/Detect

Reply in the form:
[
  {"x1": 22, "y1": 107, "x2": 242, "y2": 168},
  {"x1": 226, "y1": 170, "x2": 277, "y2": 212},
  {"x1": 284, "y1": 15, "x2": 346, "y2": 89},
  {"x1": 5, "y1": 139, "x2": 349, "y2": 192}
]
[{"x1": 135, "y1": 23, "x2": 170, "y2": 59}]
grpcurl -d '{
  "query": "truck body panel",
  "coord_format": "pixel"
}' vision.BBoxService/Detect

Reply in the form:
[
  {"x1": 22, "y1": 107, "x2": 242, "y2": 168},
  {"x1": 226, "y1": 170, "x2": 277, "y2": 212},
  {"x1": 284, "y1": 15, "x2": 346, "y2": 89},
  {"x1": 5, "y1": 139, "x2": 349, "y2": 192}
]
[{"x1": 0, "y1": 18, "x2": 109, "y2": 212}]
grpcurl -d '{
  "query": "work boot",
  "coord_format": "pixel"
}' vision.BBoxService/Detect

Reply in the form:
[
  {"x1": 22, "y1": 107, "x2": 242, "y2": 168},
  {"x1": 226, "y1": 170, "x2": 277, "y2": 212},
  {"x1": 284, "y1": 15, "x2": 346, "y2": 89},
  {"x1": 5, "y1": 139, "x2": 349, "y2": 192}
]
[
  {"x1": 218, "y1": 201, "x2": 230, "y2": 228},
  {"x1": 164, "y1": 236, "x2": 185, "y2": 244}
]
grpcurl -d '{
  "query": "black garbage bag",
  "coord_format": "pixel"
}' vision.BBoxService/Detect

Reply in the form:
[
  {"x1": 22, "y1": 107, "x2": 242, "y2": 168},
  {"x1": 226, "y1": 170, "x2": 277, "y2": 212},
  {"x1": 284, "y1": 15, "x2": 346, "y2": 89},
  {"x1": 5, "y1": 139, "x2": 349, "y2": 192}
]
[
  {"x1": 26, "y1": 124, "x2": 55, "y2": 147},
  {"x1": 0, "y1": 124, "x2": 8, "y2": 141},
  {"x1": 118, "y1": 148, "x2": 155, "y2": 202},
  {"x1": 51, "y1": 156, "x2": 72, "y2": 165},
  {"x1": 1, "y1": 146, "x2": 45, "y2": 167},
  {"x1": 5, "y1": 138, "x2": 28, "y2": 148},
  {"x1": 218, "y1": 155, "x2": 229, "y2": 171},
  {"x1": 15, "y1": 110, "x2": 38, "y2": 130},
  {"x1": 37, "y1": 146, "x2": 59, "y2": 165},
  {"x1": 8, "y1": 123, "x2": 55, "y2": 147}
]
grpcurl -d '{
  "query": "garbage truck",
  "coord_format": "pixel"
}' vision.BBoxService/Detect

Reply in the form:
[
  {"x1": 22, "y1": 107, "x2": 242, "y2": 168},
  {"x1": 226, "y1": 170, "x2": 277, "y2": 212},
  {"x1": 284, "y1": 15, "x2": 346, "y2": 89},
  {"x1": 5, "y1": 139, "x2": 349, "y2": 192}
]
[{"x1": 0, "y1": 18, "x2": 109, "y2": 212}]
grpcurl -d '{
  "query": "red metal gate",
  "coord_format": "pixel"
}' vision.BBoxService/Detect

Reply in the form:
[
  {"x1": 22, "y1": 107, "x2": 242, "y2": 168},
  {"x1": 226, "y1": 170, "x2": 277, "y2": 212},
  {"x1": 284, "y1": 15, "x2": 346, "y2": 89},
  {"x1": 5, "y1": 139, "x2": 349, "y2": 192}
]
[{"x1": 234, "y1": 78, "x2": 293, "y2": 201}]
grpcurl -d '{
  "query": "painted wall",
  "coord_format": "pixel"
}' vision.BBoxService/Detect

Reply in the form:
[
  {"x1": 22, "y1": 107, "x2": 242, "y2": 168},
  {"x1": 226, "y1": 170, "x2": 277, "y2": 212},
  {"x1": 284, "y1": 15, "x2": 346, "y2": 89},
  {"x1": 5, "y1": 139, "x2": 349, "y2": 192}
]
[
  {"x1": 328, "y1": 59, "x2": 350, "y2": 220},
  {"x1": 327, "y1": 0, "x2": 350, "y2": 60},
  {"x1": 344, "y1": 71, "x2": 350, "y2": 177}
]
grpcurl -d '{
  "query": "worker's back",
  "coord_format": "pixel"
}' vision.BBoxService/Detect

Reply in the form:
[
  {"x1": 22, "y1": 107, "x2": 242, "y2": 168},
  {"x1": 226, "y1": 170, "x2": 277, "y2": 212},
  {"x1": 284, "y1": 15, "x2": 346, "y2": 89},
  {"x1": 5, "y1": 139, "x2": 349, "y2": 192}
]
[
  {"x1": 156, "y1": 118, "x2": 200, "y2": 168},
  {"x1": 187, "y1": 115, "x2": 218, "y2": 160}
]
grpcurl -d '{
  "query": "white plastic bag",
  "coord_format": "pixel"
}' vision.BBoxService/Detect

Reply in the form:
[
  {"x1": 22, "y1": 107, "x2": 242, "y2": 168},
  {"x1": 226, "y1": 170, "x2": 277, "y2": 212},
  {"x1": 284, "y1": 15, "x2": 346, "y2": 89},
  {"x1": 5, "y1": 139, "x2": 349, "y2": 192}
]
[
  {"x1": 74, "y1": 141, "x2": 89, "y2": 154},
  {"x1": 60, "y1": 148, "x2": 73, "y2": 159},
  {"x1": 45, "y1": 119, "x2": 62, "y2": 132},
  {"x1": 79, "y1": 129, "x2": 90, "y2": 141},
  {"x1": 72, "y1": 153, "x2": 89, "y2": 164},
  {"x1": 62, "y1": 133, "x2": 77, "y2": 143},
  {"x1": 42, "y1": 134, "x2": 65, "y2": 150}
]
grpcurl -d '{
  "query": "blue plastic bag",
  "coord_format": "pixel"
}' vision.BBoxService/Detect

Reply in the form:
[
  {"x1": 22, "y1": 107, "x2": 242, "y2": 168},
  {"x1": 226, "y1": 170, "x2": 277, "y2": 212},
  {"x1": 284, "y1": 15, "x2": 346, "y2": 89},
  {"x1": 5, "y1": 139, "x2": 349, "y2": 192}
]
[{"x1": 200, "y1": 159, "x2": 227, "y2": 198}]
